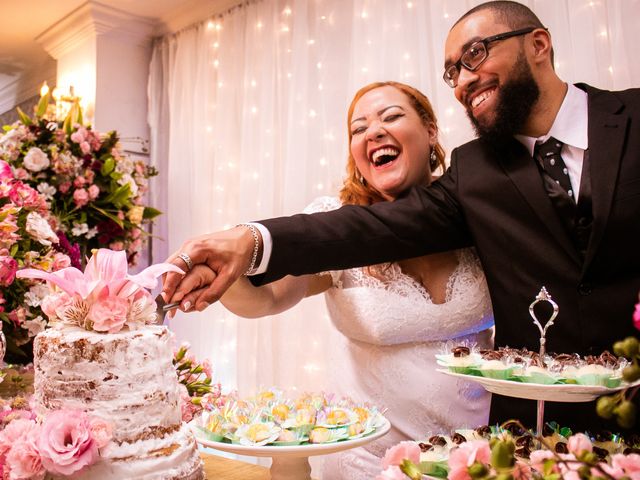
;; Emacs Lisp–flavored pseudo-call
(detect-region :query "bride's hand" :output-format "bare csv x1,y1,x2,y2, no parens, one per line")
166,265,217,316
162,226,261,311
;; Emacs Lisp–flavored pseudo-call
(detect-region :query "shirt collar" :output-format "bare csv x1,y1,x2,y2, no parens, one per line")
514,83,589,156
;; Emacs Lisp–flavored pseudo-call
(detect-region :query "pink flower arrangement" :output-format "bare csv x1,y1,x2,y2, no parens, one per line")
0,160,71,362
0,404,111,479
17,248,183,334
0,98,160,269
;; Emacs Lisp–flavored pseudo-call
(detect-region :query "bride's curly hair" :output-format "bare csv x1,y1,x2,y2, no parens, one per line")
339,81,446,206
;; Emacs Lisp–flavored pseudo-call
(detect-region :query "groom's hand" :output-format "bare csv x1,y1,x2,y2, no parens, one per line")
162,226,262,311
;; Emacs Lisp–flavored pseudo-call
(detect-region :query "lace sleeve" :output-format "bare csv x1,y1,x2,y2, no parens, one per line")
302,197,343,287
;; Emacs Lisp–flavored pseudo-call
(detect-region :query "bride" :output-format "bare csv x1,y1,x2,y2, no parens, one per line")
171,81,493,479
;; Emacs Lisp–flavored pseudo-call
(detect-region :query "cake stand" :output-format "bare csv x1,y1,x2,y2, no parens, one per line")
192,417,390,480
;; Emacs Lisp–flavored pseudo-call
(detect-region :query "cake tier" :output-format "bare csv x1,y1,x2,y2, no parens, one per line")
34,325,181,443
34,325,204,480
48,423,204,480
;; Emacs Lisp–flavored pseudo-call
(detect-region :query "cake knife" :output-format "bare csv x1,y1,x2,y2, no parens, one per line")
154,294,180,324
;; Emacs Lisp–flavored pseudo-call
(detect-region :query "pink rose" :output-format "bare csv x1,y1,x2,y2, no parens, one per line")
381,441,421,470
80,142,91,155
448,440,491,480
567,432,592,456
73,188,89,207
73,176,86,188
89,293,129,333
7,308,26,326
633,302,640,331
52,252,71,270
37,410,99,476
87,184,99,200
89,418,113,449
0,161,12,181
5,429,45,480
58,182,71,194
0,419,37,458
0,250,18,286
70,127,87,144
13,168,29,181
376,466,407,480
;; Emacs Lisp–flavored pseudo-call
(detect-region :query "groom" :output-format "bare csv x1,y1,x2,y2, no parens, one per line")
164,1,640,431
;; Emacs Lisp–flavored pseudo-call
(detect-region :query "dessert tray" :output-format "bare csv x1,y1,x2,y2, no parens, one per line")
436,369,639,402
190,390,390,480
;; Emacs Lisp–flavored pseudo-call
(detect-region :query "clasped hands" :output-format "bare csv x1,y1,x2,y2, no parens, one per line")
161,226,260,315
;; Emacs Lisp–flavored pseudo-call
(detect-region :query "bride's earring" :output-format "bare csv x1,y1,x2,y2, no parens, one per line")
357,171,365,184
429,149,438,170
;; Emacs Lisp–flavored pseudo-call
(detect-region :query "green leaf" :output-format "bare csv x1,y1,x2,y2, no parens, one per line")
418,461,449,478
16,107,33,126
142,207,162,220
63,113,73,134
103,183,131,208
89,205,123,227
36,92,50,118
101,156,115,175
9,243,18,257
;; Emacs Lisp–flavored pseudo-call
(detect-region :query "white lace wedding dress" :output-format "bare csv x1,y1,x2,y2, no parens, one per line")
304,197,494,480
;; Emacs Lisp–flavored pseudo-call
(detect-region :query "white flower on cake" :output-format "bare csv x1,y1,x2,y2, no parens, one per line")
16,248,183,333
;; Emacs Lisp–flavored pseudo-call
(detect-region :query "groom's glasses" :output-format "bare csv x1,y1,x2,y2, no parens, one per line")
443,27,540,88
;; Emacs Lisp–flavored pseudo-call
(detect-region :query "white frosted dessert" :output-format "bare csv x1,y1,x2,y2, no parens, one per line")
34,325,204,480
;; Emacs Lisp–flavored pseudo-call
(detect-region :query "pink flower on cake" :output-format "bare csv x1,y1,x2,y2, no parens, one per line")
89,291,129,333
381,442,421,470
89,418,113,449
37,410,99,476
0,250,18,286
529,449,555,473
17,249,183,333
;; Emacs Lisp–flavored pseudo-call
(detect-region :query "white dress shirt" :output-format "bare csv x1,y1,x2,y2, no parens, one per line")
514,83,589,198
254,84,590,275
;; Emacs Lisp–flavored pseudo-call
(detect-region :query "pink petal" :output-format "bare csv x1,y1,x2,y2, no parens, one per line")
16,267,86,296
85,249,129,285
128,263,184,289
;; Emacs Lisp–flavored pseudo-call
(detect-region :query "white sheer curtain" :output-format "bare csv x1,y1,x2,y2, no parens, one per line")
148,0,640,412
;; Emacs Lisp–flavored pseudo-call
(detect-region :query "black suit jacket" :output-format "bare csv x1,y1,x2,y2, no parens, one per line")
254,84,640,432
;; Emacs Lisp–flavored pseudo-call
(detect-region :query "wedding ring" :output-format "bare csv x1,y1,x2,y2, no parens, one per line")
177,253,194,271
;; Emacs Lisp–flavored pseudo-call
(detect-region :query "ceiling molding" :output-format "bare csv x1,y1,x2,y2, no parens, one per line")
0,59,56,116
36,0,158,59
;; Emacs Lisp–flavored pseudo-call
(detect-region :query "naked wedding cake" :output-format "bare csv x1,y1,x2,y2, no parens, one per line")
18,249,205,480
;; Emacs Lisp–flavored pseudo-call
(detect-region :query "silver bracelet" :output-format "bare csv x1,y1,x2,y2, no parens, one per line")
237,223,260,275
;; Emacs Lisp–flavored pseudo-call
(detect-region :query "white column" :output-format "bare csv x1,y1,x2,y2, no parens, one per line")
36,0,157,150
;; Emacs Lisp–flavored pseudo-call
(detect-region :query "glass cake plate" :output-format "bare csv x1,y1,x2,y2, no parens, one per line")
437,368,640,402
191,417,390,480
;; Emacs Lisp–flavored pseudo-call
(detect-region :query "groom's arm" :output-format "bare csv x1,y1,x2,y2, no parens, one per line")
251,161,473,286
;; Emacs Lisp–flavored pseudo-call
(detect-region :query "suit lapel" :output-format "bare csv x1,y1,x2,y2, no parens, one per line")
580,84,629,270
496,140,581,265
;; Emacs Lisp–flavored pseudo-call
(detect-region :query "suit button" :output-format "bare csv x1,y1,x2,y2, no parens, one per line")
578,283,592,295
577,217,590,227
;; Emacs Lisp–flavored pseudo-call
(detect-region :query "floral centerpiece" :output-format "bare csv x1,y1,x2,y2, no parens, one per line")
0,90,160,269
0,160,71,363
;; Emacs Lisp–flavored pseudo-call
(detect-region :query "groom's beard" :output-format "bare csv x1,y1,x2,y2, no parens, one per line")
467,53,540,145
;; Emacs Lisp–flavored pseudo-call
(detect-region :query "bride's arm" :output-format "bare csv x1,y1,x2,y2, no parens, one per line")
220,273,332,318
172,264,332,318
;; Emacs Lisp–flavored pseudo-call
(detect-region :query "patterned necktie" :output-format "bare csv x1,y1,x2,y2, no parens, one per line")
534,137,575,202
